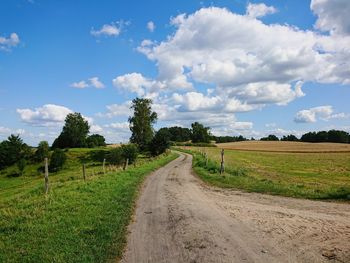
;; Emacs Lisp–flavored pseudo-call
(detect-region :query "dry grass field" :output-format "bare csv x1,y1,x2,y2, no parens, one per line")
217,140,350,153
180,142,350,199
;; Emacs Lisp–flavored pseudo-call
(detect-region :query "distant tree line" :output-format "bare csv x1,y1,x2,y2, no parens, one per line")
260,130,349,143
211,135,247,143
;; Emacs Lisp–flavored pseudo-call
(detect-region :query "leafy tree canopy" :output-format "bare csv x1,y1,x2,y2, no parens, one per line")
128,98,157,151
52,113,90,148
191,122,211,143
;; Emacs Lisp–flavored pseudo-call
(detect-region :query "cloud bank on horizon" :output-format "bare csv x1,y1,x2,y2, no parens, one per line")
1,0,349,145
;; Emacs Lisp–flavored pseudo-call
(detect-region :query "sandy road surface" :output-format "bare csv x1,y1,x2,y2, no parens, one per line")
121,153,350,263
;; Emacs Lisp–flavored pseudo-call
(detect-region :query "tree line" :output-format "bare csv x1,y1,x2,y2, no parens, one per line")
260,130,350,143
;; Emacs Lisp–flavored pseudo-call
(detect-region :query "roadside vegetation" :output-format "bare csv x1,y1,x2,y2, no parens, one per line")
0,149,178,262
178,146,350,200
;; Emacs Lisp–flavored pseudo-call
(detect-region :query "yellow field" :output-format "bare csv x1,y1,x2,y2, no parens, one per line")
182,145,350,199
216,141,350,153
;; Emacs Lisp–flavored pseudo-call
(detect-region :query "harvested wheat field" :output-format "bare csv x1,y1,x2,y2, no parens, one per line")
217,141,350,153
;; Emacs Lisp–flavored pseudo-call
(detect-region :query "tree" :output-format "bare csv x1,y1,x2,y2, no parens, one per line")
0,135,32,169
49,149,67,172
35,141,50,161
52,113,90,148
191,122,211,143
128,98,157,151
150,128,171,156
328,130,349,143
281,134,299,141
168,126,192,142
261,135,279,141
86,134,106,148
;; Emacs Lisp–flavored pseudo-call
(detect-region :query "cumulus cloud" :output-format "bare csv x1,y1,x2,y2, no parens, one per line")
17,104,73,127
133,6,350,103
91,21,128,37
311,0,350,36
0,33,20,51
147,21,155,32
112,72,166,98
109,6,350,136
246,2,277,18
294,106,349,123
70,77,104,89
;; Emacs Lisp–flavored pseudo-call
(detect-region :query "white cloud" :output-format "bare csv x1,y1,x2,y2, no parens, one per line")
98,101,132,118
90,124,103,133
70,80,89,89
0,126,11,135
70,77,105,89
246,3,277,18
311,0,350,36
17,104,73,127
91,21,126,37
0,33,20,51
89,77,105,88
134,7,350,108
147,21,155,32
105,121,129,131
112,72,166,97
294,106,349,123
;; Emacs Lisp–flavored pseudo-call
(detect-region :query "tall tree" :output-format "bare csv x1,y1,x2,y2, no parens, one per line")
191,122,211,143
52,113,90,148
128,98,157,150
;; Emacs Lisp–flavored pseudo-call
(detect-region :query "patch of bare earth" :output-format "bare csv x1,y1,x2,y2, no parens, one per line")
121,153,350,263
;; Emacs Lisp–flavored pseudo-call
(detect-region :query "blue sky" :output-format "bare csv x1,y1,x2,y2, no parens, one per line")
0,0,349,145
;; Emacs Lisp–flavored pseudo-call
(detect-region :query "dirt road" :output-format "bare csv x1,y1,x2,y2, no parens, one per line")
121,153,350,263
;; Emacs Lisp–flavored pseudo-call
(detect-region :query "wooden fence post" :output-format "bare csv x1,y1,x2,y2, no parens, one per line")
124,158,129,170
44,158,49,194
220,149,225,175
103,158,106,175
205,153,208,166
83,164,86,181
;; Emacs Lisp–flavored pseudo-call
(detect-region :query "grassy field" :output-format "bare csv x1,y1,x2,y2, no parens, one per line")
0,148,178,263
217,140,350,152
179,142,350,200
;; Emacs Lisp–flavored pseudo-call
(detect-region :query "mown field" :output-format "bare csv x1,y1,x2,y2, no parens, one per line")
179,142,350,200
217,140,350,152
0,147,178,263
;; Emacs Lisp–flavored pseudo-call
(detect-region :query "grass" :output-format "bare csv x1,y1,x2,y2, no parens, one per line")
0,148,178,263
177,147,350,200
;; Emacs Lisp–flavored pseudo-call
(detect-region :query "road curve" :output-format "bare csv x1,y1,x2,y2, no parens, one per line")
121,153,350,263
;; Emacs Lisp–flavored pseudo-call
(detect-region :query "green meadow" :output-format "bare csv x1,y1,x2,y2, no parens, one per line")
0,148,178,262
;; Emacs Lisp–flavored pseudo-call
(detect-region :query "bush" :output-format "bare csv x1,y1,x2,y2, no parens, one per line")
121,144,138,164
89,149,109,162
35,141,50,162
17,159,26,176
49,149,67,172
86,134,106,148
106,148,123,165
150,128,171,156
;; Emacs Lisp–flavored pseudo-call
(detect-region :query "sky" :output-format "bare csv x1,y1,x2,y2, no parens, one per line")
0,0,349,146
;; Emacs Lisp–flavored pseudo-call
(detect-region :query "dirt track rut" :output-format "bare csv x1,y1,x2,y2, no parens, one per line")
121,153,350,263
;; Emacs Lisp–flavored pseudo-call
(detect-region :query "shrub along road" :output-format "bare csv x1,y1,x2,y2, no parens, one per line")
121,152,350,263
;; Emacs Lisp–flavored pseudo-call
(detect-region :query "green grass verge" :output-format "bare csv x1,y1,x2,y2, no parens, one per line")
175,147,350,200
0,151,178,263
